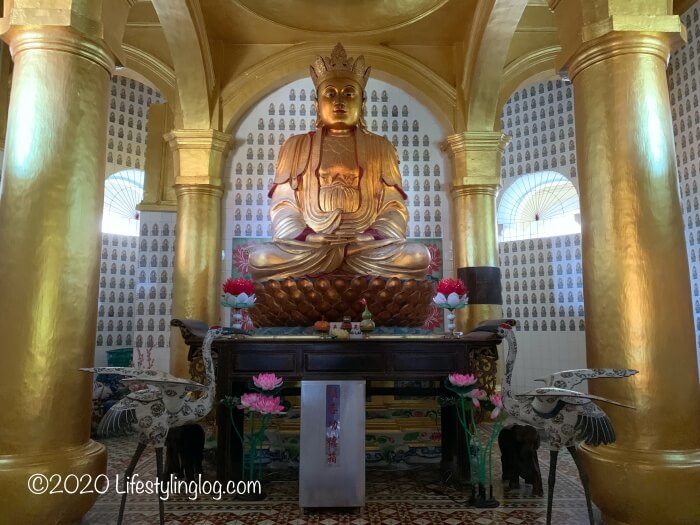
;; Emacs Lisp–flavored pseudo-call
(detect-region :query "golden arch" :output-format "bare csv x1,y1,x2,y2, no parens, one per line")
498,46,561,120
120,45,178,107
221,43,457,136
151,0,215,129
461,0,529,131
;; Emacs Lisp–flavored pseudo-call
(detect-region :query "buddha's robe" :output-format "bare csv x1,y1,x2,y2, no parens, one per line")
248,128,431,280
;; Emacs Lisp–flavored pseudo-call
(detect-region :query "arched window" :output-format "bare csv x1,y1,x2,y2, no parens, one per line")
497,171,580,241
102,170,143,236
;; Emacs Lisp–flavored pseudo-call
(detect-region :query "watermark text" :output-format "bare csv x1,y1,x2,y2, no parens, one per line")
27,473,260,501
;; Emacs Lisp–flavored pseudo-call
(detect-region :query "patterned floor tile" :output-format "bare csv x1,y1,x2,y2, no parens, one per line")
85,437,593,525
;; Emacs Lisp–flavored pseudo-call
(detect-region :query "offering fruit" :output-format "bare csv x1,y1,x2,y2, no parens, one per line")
314,316,330,334
330,328,350,340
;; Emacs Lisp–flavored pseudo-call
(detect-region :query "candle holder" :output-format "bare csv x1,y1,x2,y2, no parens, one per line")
221,300,255,332
435,304,467,338
222,278,256,333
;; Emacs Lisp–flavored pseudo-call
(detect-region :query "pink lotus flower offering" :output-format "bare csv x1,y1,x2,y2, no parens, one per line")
237,375,286,414
490,393,503,419
443,370,504,499
255,395,285,415
238,392,264,410
448,373,478,387
221,372,287,483
466,388,486,407
253,372,283,391
238,392,285,414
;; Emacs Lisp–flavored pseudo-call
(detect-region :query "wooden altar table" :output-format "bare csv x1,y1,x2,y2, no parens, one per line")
172,319,502,482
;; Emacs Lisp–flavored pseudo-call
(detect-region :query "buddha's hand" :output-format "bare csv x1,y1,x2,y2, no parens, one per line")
306,233,352,245
307,232,375,245
354,232,375,243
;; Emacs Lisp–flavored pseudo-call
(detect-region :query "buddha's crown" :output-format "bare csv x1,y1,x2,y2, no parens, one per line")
310,43,371,89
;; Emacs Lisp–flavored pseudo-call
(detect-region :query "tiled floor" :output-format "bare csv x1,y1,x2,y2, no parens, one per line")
85,437,593,525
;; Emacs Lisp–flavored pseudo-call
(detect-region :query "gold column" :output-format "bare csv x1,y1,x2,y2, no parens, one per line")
445,132,510,332
166,129,232,377
549,2,700,524
0,29,114,524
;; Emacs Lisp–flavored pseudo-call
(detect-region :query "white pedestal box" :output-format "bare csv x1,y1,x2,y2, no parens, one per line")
299,380,366,509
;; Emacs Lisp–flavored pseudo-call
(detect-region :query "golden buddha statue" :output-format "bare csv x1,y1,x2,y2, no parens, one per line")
249,44,431,280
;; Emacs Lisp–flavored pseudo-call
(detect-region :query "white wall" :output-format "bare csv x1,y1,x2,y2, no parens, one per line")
132,211,176,372
498,80,587,388
94,233,138,367
509,331,587,395
95,76,167,371
105,75,163,176
670,0,700,372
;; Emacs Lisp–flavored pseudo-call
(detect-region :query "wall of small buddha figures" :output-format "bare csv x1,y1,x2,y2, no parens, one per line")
130,212,177,371
105,75,163,177
497,80,587,393
94,233,138,366
500,81,578,185
95,213,176,371
670,0,700,368
95,75,169,368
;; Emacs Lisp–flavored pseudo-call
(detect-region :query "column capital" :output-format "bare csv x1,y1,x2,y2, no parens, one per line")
3,27,115,74
451,184,499,198
0,1,135,70
165,129,233,188
443,131,510,157
443,131,509,188
173,184,224,199
548,0,686,81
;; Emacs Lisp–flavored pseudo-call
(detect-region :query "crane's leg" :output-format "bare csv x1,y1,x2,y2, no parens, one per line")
155,446,166,525
546,449,558,525
568,446,594,525
117,442,147,525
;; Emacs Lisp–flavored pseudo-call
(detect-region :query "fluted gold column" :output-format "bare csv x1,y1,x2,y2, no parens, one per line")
166,130,232,377
0,29,114,524
445,132,509,332
549,2,700,524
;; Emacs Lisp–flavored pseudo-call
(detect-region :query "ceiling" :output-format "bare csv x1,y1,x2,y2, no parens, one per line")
125,0,695,72
199,0,478,45
223,0,448,36
121,0,695,130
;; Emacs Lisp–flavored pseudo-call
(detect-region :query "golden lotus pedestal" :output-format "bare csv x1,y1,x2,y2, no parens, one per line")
249,276,436,327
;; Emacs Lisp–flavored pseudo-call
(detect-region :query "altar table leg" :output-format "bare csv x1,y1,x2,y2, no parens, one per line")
218,380,245,481
440,403,469,482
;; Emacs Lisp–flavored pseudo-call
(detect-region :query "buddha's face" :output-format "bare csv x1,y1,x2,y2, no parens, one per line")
317,77,363,131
